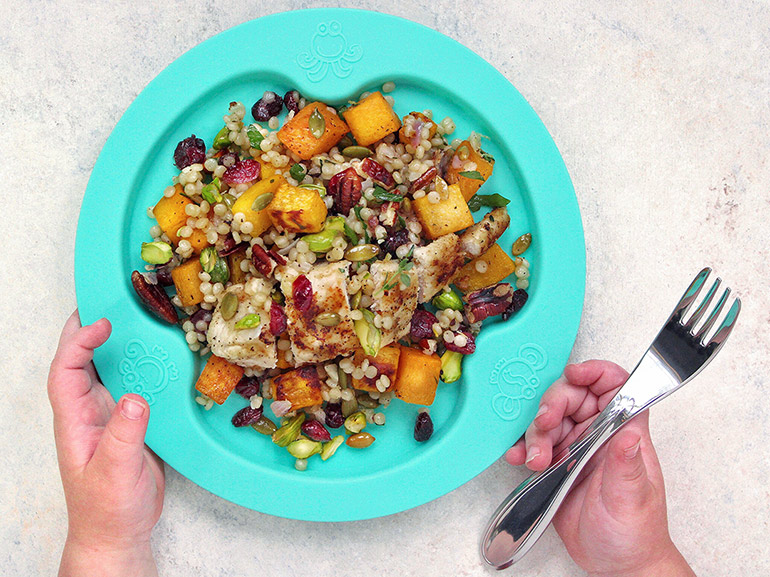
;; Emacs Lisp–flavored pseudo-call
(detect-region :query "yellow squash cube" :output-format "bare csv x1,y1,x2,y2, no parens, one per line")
267,182,327,233
350,345,401,392
277,102,349,160
171,258,204,307
195,355,244,405
446,140,495,201
153,184,193,245
412,183,475,239
343,92,402,147
452,243,516,293
231,174,286,236
394,345,442,406
271,366,323,411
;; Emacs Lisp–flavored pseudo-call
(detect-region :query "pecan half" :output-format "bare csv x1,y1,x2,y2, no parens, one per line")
251,244,283,277
465,283,514,324
131,270,178,324
361,158,395,188
409,166,437,192
327,167,362,215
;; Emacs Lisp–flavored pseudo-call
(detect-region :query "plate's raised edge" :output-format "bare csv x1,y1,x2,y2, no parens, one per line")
75,8,585,521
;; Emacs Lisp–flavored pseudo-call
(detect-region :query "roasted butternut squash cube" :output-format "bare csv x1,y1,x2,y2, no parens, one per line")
394,346,442,405
398,111,436,146
271,366,323,411
276,351,293,370
412,183,475,239
195,354,244,405
343,92,401,147
446,140,495,201
187,228,210,254
171,257,204,306
153,184,194,244
256,158,277,180
277,102,349,160
267,182,327,233
350,345,401,392
231,174,286,235
453,243,516,293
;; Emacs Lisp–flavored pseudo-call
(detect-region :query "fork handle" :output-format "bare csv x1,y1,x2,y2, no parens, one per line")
480,392,634,570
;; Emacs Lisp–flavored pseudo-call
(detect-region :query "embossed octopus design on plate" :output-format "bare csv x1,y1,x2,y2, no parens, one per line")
118,340,179,404
296,21,363,82
489,344,548,421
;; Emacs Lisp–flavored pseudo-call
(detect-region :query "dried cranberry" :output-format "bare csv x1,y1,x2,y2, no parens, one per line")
445,327,476,355
325,403,345,428
409,166,437,192
361,158,395,188
252,91,283,121
173,135,206,170
327,167,362,215
414,411,434,442
465,283,514,324
189,308,213,334
301,420,332,442
292,274,313,314
283,90,301,114
502,289,529,321
411,309,438,341
269,301,287,336
154,263,175,287
234,376,261,399
231,405,264,427
222,159,260,185
383,228,410,256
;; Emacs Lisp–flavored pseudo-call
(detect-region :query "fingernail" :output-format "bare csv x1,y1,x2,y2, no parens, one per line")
623,440,641,460
121,398,146,420
525,446,540,464
535,404,549,419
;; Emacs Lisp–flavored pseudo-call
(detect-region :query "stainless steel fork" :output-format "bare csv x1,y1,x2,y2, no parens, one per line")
480,267,741,570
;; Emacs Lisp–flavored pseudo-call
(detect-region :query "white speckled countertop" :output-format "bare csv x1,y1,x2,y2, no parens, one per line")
3,1,769,575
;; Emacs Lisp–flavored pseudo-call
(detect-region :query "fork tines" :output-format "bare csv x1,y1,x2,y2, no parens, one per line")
674,267,741,347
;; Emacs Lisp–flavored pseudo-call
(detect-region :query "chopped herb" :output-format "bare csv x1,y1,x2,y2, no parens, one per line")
371,185,404,202
343,222,359,245
397,215,407,229
400,272,411,287
459,170,484,181
246,124,264,148
289,163,307,181
376,246,415,295
480,150,495,163
353,206,370,243
467,193,511,212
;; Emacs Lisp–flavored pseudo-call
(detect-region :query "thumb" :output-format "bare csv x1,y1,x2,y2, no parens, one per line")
89,394,150,483
600,417,653,515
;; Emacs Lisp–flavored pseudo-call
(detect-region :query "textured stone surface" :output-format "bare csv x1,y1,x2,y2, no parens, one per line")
2,1,768,575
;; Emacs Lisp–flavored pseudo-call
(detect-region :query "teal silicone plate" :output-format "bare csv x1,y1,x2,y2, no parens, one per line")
75,9,585,521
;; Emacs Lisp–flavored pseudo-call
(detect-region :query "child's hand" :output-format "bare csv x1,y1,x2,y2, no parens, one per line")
48,311,164,577
505,360,695,577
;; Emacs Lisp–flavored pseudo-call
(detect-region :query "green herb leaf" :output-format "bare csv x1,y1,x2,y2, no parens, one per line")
353,206,370,243
400,272,411,287
459,170,485,181
247,125,264,148
289,163,307,182
467,193,510,212
234,313,261,330
343,222,359,245
371,185,404,202
479,150,495,163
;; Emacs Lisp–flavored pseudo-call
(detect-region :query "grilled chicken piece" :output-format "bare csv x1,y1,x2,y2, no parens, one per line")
458,207,510,260
368,260,419,346
281,262,359,365
207,283,277,369
412,233,466,302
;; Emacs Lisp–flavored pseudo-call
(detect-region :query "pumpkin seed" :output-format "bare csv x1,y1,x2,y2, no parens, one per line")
346,432,375,449
221,193,236,209
345,244,379,262
234,313,261,329
251,192,274,211
251,414,278,435
220,291,238,320
309,108,326,139
342,145,372,159
512,233,532,256
315,312,341,327
338,370,349,389
337,134,354,150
